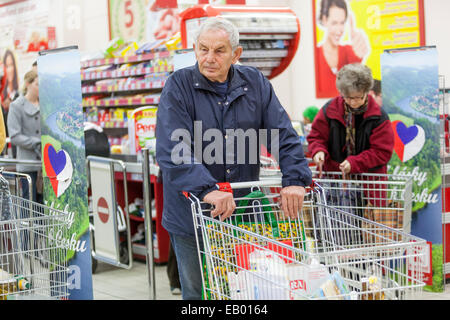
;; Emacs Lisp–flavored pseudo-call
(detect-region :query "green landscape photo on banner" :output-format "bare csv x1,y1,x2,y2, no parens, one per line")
381,47,443,292
38,48,93,300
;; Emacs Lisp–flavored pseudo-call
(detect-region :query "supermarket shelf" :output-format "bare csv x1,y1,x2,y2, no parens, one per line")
241,60,281,68
81,65,173,81
83,96,161,108
239,34,294,40
81,51,172,68
82,80,166,94
241,49,288,58
237,27,298,33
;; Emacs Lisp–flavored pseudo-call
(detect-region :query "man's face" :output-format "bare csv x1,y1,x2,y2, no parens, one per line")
194,28,242,83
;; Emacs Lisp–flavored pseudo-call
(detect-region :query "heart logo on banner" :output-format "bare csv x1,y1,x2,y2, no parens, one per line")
43,143,73,197
391,121,426,162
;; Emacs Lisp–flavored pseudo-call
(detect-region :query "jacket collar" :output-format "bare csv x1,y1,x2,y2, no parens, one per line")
16,95,40,116
326,94,381,124
192,63,247,93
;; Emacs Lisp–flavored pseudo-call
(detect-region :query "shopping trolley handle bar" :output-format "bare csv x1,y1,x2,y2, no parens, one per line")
184,179,319,201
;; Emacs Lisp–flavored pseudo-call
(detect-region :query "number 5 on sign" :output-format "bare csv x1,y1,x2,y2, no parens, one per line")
109,0,146,42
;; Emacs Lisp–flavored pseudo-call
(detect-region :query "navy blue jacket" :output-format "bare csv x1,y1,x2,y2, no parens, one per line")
156,63,312,237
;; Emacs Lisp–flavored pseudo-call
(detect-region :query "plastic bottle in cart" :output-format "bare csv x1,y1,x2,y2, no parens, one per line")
306,259,329,295
249,249,286,274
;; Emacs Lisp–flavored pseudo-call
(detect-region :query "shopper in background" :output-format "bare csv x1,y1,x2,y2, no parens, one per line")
166,243,181,295
156,17,312,300
369,79,382,107
8,70,42,203
307,63,394,177
302,105,319,137
316,0,369,96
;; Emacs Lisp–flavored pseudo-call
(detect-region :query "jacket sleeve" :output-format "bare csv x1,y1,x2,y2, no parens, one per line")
346,118,394,173
7,102,41,152
260,74,312,188
306,108,330,160
155,74,218,199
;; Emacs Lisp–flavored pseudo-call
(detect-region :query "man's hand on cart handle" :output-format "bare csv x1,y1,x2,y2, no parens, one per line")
313,151,325,178
203,190,236,222
280,186,306,219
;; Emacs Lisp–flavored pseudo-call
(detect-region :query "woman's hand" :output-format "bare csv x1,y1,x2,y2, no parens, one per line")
350,16,369,59
313,151,325,178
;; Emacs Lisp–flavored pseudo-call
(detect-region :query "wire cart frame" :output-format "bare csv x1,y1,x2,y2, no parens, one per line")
260,166,413,235
0,174,70,300
189,179,427,300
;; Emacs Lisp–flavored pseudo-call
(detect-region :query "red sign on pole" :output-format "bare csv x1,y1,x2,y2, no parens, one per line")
97,197,110,224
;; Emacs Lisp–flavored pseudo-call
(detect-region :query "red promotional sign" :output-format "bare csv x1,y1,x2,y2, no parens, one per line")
408,241,433,286
97,197,110,224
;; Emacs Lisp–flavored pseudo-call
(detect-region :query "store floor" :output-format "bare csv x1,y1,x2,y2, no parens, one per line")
91,259,450,300
92,260,181,300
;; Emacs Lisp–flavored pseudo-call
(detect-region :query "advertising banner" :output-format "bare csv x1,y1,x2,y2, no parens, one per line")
38,47,93,299
381,47,443,292
0,0,57,123
312,0,425,98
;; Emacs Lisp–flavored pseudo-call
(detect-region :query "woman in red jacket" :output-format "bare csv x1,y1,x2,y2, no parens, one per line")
308,63,394,176
308,63,394,208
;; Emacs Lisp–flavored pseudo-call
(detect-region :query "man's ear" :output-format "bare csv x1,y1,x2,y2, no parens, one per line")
193,43,199,60
232,46,243,64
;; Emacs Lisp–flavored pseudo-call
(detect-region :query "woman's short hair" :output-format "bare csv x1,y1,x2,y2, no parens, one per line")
336,63,374,96
194,17,240,50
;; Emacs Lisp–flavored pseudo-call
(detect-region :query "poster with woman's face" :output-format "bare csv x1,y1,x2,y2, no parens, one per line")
312,0,425,99
0,0,56,109
0,49,19,111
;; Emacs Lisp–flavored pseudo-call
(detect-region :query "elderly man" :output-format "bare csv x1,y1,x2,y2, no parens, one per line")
156,17,312,300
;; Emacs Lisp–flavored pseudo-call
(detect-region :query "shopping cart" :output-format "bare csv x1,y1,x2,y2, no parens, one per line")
189,179,427,300
0,172,70,300
308,171,413,235
260,166,413,235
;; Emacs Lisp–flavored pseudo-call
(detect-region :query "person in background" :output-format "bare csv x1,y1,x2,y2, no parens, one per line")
156,17,312,300
166,243,181,295
369,79,382,107
302,105,319,137
32,60,38,73
8,70,42,203
316,0,369,96
307,63,394,178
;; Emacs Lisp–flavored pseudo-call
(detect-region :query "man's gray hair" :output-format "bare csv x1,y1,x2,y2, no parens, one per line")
336,63,374,96
194,17,240,50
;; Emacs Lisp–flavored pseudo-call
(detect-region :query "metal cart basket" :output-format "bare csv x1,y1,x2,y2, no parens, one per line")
259,161,413,234
189,179,427,300
0,174,70,300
